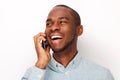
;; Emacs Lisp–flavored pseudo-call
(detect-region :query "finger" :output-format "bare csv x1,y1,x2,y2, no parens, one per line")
36,32,46,38
46,46,50,55
35,36,47,49
36,36,46,43
34,32,46,44
46,46,50,51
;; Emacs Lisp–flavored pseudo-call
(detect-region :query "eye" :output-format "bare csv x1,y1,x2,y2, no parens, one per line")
59,20,67,24
46,22,52,27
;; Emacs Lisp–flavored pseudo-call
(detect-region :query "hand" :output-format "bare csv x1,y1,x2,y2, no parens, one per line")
33,32,51,69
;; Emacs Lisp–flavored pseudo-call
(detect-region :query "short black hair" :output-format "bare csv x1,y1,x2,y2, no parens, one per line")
55,4,81,26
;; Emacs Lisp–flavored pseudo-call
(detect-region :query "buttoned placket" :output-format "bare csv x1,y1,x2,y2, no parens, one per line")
48,52,81,80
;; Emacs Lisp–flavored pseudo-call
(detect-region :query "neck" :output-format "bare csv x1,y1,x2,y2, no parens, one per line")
53,44,78,67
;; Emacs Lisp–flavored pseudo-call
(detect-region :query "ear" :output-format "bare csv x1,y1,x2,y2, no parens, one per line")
77,25,83,36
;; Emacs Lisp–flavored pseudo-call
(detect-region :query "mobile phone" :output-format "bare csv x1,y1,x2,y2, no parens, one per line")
42,40,49,49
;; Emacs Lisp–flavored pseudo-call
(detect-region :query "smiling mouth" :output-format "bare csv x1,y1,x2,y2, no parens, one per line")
51,36,62,40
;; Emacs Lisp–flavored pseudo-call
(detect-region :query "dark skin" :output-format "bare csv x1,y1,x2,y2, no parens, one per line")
34,6,83,69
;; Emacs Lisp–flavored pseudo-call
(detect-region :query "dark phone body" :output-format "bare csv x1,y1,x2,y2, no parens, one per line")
42,41,49,49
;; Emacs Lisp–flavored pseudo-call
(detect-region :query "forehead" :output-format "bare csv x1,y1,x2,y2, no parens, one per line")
47,7,73,20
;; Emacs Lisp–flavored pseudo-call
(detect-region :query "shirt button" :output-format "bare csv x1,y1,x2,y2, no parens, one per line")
37,75,42,79
56,64,58,67
65,72,68,75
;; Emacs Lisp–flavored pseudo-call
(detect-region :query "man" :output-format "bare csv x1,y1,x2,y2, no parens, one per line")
22,4,114,80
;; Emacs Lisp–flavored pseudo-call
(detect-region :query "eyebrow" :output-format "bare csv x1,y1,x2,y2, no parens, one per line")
46,16,69,22
46,18,52,22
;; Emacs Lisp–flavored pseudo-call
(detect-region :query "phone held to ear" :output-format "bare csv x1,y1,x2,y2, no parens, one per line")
42,40,49,49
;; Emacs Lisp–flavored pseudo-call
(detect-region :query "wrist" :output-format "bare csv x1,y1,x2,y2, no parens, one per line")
35,61,47,69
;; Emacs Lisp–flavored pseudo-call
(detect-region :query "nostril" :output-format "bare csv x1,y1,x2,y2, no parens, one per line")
51,26,60,32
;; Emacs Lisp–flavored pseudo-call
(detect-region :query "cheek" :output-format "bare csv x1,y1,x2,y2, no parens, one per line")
66,26,76,35
63,29,75,40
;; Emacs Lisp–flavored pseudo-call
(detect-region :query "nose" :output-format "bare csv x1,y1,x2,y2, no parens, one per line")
51,23,60,32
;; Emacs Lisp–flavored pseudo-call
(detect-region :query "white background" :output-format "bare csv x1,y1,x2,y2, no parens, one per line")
0,0,120,80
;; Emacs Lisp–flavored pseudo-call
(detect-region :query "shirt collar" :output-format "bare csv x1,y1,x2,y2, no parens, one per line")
48,51,81,73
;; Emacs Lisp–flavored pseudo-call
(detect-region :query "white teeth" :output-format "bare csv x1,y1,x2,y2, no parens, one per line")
51,36,62,39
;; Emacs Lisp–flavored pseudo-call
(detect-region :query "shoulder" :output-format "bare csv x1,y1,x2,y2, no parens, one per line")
79,57,114,79
80,57,107,71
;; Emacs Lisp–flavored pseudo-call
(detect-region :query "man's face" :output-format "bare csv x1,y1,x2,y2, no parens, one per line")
45,7,78,53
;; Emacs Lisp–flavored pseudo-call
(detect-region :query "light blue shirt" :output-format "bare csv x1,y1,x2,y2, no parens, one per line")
22,52,114,80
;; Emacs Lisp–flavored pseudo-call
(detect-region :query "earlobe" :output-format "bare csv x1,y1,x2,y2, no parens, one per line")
77,25,83,36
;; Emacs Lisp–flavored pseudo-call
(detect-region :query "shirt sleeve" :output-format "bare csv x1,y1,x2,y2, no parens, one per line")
21,66,46,80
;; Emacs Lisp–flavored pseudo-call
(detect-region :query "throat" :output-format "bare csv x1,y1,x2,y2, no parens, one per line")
53,50,78,67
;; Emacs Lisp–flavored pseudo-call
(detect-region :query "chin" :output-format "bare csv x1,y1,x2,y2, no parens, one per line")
52,46,66,53
52,48,61,53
